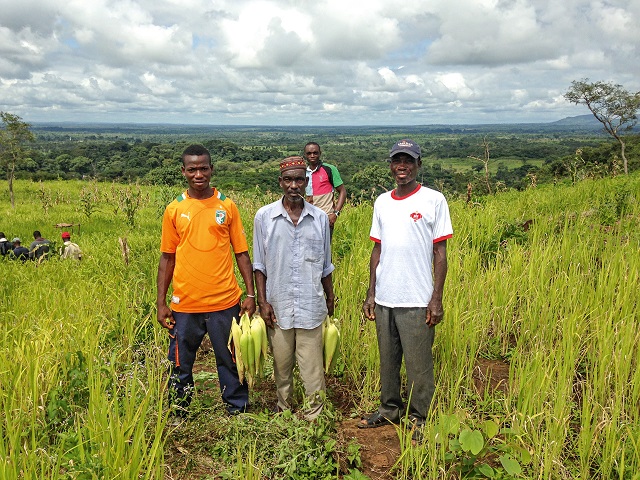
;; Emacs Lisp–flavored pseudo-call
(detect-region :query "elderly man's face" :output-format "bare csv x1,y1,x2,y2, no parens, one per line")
279,167,308,201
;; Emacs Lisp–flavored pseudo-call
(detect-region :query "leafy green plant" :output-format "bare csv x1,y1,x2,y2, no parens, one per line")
343,469,371,479
79,182,101,218
37,181,53,214
119,182,148,227
437,413,531,478
346,440,363,469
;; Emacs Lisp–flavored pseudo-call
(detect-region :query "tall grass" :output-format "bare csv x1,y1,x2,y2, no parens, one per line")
1,175,639,478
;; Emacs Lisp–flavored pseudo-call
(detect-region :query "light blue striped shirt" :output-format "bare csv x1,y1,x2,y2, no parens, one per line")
252,198,334,330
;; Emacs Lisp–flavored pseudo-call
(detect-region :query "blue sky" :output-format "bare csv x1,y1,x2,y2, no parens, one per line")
1,0,638,125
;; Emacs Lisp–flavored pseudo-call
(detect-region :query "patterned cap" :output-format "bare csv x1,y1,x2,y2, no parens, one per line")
280,156,306,173
389,139,421,159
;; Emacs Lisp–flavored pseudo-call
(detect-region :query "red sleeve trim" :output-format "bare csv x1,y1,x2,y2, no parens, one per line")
433,234,452,244
370,236,381,243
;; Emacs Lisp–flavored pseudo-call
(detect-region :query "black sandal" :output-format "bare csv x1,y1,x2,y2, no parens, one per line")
357,411,399,429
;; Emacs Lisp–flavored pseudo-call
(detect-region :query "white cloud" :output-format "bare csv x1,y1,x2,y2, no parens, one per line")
436,73,474,99
0,0,638,124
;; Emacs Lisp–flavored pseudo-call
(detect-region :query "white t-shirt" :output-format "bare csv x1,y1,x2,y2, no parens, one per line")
369,184,453,308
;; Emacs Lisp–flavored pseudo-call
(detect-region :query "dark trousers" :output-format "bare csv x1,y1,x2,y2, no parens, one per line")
167,305,248,414
375,305,435,424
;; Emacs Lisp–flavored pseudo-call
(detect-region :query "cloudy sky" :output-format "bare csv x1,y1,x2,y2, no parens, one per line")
1,0,638,125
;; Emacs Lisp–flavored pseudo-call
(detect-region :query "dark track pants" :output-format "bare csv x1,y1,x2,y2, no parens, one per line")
167,305,248,415
375,305,435,425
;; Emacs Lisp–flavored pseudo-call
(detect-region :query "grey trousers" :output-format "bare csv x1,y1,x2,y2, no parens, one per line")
375,305,435,424
269,323,326,420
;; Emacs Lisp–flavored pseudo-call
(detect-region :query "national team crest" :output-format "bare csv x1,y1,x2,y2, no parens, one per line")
410,211,423,222
215,210,227,225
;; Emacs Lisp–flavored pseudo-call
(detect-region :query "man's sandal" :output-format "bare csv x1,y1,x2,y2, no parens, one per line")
357,411,399,429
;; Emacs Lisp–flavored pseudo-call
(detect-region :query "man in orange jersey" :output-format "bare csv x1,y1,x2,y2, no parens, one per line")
157,144,256,418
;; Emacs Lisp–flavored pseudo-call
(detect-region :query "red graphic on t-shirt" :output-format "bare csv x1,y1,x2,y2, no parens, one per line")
410,211,422,222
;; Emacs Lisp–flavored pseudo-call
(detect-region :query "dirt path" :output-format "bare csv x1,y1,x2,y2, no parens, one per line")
338,419,400,479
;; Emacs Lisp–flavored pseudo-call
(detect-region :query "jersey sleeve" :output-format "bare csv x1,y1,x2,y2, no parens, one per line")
228,200,249,254
327,164,343,188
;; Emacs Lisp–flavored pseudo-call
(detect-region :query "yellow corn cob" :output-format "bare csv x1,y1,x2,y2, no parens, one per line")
228,317,245,384
323,316,341,374
252,313,269,359
239,312,255,386
250,318,263,376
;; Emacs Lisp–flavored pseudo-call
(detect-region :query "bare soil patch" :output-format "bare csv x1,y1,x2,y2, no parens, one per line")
472,358,510,395
337,419,400,480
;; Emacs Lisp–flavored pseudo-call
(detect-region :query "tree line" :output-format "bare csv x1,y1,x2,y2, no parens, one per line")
2,80,639,206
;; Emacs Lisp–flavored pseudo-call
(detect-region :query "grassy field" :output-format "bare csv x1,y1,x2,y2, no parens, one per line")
1,175,639,479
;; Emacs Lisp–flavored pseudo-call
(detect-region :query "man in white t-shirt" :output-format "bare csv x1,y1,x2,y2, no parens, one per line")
359,139,453,444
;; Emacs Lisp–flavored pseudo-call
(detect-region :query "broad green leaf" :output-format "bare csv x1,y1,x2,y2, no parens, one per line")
499,453,522,475
449,438,462,452
459,429,484,455
477,463,496,477
513,445,532,464
344,469,371,480
439,413,461,435
482,419,499,439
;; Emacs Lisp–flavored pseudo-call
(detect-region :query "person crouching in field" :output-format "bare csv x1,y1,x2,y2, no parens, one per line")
59,231,82,260
253,156,336,420
0,233,12,257
9,237,29,261
29,230,50,261
156,144,256,421
359,139,453,444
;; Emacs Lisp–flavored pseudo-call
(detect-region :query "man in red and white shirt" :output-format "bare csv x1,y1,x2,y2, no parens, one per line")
303,142,347,238
359,139,453,443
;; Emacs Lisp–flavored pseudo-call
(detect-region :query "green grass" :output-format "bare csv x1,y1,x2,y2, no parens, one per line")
1,174,639,478
427,156,546,173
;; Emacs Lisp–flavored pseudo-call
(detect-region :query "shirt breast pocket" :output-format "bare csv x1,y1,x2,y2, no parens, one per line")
304,239,323,263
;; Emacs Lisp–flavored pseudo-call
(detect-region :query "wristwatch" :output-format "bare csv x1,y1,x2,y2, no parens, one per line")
333,210,341,216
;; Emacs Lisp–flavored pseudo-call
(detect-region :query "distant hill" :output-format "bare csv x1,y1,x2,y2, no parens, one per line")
551,115,602,128
29,116,612,137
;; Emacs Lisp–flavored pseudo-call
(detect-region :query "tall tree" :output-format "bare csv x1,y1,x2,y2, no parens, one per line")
564,79,640,174
0,112,35,208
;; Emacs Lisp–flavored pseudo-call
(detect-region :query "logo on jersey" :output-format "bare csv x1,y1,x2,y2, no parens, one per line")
180,212,191,222
410,211,423,222
216,210,227,225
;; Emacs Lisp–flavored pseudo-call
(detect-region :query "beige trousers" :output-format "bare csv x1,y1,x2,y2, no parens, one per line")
269,323,325,420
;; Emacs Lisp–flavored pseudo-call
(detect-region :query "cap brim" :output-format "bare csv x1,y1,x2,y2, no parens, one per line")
389,148,420,159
